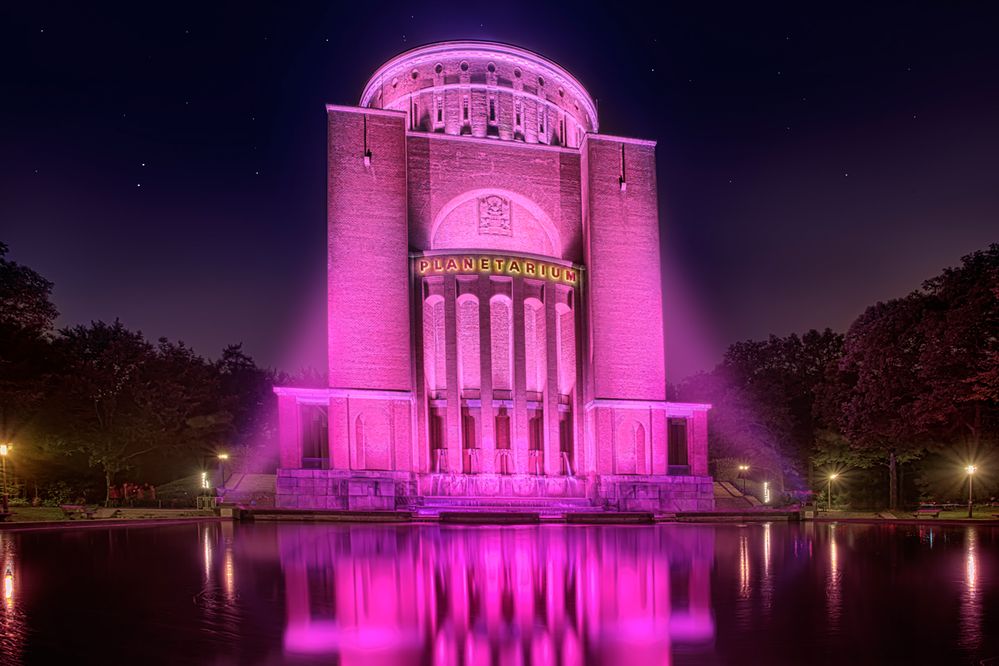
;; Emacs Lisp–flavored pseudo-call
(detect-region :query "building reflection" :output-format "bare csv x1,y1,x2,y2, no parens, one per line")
278,525,715,665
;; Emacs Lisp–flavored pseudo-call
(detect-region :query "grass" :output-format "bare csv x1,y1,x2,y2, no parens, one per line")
4,506,214,523
816,507,999,521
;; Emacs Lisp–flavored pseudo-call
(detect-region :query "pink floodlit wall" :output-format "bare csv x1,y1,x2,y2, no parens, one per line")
273,41,713,512
279,525,715,664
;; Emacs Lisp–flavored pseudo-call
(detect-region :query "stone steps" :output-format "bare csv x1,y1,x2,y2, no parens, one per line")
413,495,596,517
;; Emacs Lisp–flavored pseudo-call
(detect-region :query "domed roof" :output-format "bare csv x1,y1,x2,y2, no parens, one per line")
360,41,598,139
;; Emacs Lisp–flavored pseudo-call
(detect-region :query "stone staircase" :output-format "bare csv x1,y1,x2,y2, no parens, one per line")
713,480,758,510
220,473,276,508
412,495,596,518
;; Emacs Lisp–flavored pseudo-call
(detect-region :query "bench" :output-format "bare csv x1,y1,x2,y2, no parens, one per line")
59,504,97,520
913,507,941,518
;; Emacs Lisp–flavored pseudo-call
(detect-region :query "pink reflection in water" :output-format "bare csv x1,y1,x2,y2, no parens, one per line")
278,525,715,665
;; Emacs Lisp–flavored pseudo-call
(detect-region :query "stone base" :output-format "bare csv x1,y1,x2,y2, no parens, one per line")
595,475,715,512
418,473,589,499
276,469,417,511
276,469,714,513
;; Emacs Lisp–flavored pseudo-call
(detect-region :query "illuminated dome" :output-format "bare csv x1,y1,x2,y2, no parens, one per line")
360,41,598,148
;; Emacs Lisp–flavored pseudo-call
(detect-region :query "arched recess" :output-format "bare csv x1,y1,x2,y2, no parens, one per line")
635,423,648,474
456,294,480,393
429,188,562,258
422,295,446,395
616,419,649,475
524,297,546,394
490,295,513,392
353,415,365,470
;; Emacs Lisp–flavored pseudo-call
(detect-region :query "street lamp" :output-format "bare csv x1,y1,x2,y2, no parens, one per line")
738,464,750,495
828,473,839,513
0,444,11,514
966,465,977,519
217,453,229,492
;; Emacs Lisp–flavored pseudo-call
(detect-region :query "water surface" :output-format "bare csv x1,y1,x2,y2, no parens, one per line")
0,521,996,665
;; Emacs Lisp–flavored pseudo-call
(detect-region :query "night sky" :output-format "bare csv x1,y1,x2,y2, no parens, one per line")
3,2,997,380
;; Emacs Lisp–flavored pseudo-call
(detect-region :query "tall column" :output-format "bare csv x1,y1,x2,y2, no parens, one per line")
478,276,495,473
444,275,462,472
543,281,561,475
512,278,529,474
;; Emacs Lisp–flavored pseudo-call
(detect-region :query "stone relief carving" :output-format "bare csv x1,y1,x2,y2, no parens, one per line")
478,195,512,236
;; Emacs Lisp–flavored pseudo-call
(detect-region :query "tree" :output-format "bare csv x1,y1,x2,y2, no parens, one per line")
680,329,843,492
912,244,999,456
43,321,226,502
215,345,279,472
0,241,59,455
0,242,58,333
829,295,931,510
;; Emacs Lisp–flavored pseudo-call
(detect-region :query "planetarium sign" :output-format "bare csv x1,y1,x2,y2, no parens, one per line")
415,254,580,285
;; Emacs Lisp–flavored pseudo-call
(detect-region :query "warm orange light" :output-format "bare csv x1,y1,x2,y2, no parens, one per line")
4,570,13,602
829,473,839,480
0,444,9,457
218,453,230,461
966,465,977,475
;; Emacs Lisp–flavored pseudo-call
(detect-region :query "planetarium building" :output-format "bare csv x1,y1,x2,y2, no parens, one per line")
273,41,713,514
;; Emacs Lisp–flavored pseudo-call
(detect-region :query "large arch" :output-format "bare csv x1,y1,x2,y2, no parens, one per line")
430,188,562,258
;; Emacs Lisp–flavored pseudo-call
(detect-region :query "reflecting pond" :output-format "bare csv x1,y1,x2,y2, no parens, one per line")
0,521,997,665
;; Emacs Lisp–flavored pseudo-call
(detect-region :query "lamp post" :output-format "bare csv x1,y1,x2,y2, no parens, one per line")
738,464,750,495
0,444,9,514
966,465,977,519
827,473,839,513
217,453,229,491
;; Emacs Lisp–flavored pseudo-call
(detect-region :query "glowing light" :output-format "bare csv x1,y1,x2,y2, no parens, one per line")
416,253,579,285
738,534,750,598
966,465,977,475
201,471,210,490
0,445,9,457
4,569,12,604
826,525,841,628
218,453,230,461
829,473,839,480
763,481,771,504
738,464,749,472
959,528,982,652
224,546,235,601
